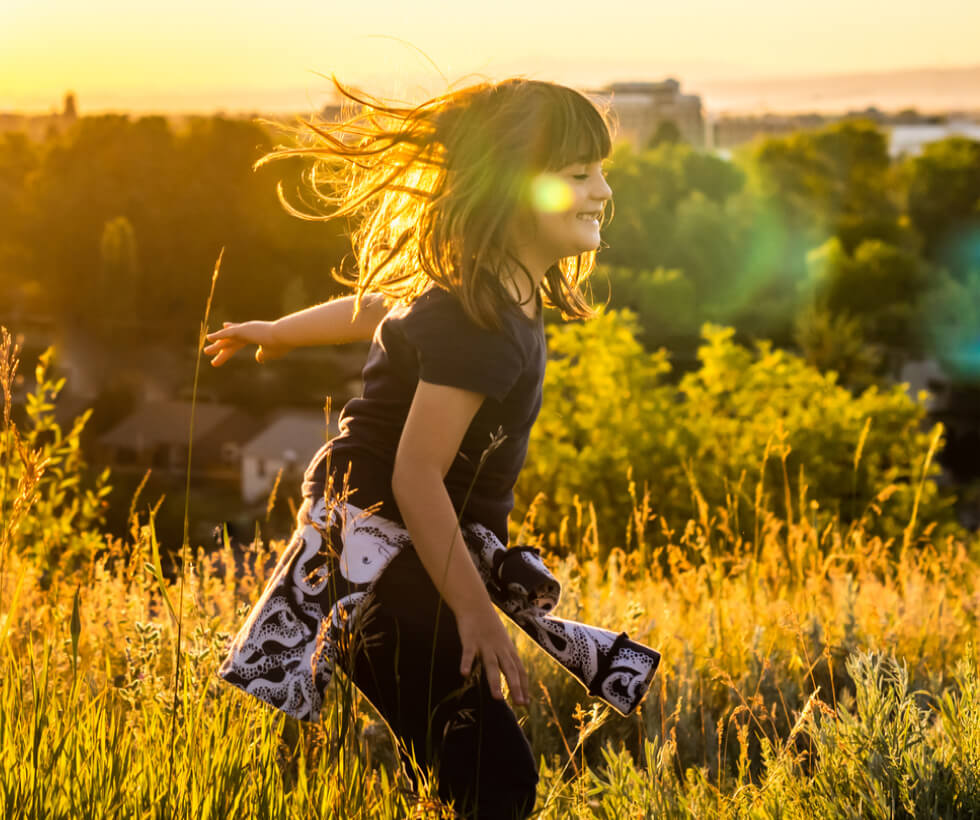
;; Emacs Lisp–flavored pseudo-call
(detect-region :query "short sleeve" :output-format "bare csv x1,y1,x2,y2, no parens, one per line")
398,290,526,402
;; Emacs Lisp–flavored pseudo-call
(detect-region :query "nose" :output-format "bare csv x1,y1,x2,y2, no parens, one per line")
592,173,612,203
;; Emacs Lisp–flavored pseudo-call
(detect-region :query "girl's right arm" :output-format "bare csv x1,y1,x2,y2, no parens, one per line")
204,294,388,366
392,378,529,706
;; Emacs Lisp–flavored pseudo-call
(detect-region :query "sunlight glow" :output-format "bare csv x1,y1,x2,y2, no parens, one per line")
530,175,574,214
2,0,979,113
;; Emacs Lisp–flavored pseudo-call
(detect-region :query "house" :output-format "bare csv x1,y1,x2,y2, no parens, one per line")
98,400,260,477
240,411,338,503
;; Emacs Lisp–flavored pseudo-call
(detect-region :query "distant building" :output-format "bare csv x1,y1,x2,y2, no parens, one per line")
0,92,79,140
591,79,705,148
98,401,260,476
713,113,829,151
240,411,337,503
712,108,980,156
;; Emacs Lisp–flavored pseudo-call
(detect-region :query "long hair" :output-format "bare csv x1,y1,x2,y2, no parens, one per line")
256,77,612,329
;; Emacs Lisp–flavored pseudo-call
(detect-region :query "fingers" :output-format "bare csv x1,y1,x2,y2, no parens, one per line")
460,644,475,678
512,654,530,706
466,644,528,705
501,650,529,706
456,610,529,706
205,322,236,342
203,337,242,367
483,655,504,700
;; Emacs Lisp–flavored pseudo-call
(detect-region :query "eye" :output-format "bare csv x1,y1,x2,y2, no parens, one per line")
569,162,606,181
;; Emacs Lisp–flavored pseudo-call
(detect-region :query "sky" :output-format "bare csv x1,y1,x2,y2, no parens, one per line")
3,0,979,114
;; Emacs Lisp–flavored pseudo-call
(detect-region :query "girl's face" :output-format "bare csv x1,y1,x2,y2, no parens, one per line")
518,159,612,263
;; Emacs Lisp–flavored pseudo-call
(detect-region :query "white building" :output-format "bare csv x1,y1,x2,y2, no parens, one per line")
887,121,980,158
241,411,338,504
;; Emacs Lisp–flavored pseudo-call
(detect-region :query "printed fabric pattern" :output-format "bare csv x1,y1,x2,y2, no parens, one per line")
217,497,661,721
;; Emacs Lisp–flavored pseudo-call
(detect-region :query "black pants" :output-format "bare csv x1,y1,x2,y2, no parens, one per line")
347,546,538,819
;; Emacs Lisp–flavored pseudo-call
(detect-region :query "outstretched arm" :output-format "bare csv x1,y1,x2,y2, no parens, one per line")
392,379,529,706
204,293,388,366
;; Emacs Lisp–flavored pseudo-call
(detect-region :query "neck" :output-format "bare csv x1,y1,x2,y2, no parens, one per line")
499,248,553,318
500,265,543,319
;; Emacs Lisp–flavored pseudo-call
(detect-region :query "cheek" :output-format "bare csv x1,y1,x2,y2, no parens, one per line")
535,211,576,239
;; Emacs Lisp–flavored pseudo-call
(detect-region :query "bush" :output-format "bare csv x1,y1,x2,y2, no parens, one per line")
1,331,111,578
516,312,955,551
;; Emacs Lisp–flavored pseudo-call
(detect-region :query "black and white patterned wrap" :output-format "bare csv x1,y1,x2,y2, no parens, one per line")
462,522,660,716
218,500,660,720
217,498,410,721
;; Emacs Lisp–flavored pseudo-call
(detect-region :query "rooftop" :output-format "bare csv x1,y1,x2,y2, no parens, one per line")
242,411,337,461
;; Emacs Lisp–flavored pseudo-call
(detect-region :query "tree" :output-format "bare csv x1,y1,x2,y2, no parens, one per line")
596,266,698,348
24,115,166,324
98,216,140,326
904,136,980,268
648,119,681,148
742,120,912,252
19,113,349,341
0,131,41,312
680,148,745,204
919,269,980,380
665,190,738,299
602,142,744,276
803,237,933,368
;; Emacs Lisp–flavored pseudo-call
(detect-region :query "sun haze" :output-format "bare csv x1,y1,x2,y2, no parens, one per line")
2,0,978,113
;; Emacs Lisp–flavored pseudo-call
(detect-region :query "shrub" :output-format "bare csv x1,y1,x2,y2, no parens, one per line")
1,331,111,578
516,312,955,552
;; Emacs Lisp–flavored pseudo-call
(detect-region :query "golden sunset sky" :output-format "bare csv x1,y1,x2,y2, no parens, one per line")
3,0,979,114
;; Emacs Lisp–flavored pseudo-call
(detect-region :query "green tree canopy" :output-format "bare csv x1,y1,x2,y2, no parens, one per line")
903,136,980,271
741,119,912,252
15,114,349,342
804,237,934,363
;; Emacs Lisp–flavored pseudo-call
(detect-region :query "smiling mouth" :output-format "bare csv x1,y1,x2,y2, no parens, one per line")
576,212,602,223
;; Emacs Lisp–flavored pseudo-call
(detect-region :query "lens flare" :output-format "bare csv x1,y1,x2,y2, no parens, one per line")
939,225,980,276
711,205,816,324
530,174,574,213
947,338,980,378
920,271,980,381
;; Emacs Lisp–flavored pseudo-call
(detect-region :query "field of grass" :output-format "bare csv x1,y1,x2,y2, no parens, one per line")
3,326,980,818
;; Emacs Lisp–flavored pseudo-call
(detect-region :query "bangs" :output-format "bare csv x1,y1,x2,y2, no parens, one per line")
537,86,612,171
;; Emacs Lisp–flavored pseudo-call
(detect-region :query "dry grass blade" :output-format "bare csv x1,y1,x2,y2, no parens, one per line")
167,247,224,802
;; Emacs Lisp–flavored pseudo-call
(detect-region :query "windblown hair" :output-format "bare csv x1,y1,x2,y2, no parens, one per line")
256,77,612,329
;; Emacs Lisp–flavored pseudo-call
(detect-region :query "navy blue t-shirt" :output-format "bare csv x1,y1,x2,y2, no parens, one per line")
303,286,546,544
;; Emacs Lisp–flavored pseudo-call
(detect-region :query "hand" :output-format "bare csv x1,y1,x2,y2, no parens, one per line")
456,604,529,706
203,321,291,366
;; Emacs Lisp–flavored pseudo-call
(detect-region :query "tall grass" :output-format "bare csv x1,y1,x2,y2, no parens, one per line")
2,317,980,817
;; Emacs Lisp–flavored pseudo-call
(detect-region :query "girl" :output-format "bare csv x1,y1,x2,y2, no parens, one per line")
206,78,642,819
